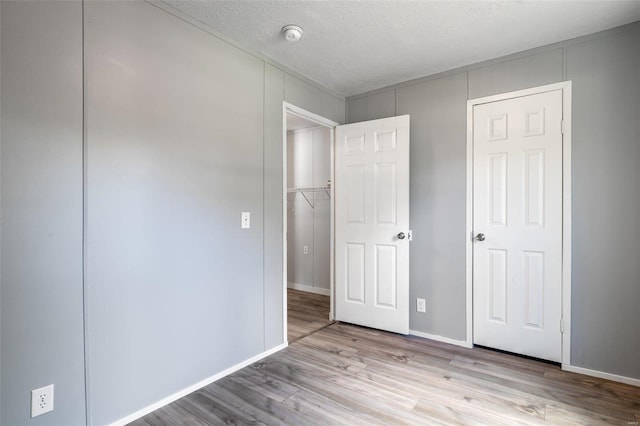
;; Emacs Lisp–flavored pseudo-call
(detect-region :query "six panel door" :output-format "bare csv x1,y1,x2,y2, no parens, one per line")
334,115,410,335
472,90,563,362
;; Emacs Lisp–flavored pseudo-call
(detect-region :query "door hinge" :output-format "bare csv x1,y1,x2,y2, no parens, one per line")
560,319,565,333
561,120,566,134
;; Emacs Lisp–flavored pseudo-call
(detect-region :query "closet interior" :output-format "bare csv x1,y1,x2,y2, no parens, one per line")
285,112,333,342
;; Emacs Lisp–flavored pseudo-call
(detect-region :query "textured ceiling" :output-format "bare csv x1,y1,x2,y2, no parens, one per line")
163,0,640,97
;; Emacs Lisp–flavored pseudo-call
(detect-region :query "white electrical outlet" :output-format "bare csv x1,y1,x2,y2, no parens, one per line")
241,212,250,229
303,245,309,255
31,384,54,418
416,298,426,313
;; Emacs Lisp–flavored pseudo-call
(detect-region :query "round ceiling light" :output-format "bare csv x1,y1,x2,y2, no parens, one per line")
282,25,304,42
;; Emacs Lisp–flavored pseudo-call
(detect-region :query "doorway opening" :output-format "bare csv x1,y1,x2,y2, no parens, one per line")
283,103,338,343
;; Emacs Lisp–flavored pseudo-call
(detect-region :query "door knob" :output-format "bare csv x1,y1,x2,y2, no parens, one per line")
476,233,486,241
397,232,406,240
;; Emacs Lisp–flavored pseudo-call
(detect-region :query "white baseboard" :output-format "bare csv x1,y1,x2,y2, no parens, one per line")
562,364,640,387
409,329,473,348
288,282,330,296
110,342,288,426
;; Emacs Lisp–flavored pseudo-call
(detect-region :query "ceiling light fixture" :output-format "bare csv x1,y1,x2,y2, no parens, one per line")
282,25,304,42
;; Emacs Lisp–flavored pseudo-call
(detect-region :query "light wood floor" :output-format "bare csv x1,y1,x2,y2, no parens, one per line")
132,322,640,425
287,288,332,343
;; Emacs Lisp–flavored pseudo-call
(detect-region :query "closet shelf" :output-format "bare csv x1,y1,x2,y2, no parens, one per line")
287,186,331,209
286,186,331,193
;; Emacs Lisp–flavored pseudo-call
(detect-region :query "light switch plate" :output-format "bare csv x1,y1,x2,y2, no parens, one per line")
241,212,250,229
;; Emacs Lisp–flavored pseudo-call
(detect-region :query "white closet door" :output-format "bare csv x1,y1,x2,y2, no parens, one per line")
473,90,563,362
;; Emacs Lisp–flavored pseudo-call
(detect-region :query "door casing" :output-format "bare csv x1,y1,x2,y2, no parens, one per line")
465,82,572,367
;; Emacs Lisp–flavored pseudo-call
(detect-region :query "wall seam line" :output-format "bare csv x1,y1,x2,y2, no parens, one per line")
395,89,398,116
281,70,285,345
0,0,3,421
81,0,91,424
262,61,266,352
466,71,469,100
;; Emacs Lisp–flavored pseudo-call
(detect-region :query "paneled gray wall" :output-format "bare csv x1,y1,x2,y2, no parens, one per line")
285,74,346,125
346,89,396,124
467,48,563,99
85,2,265,423
1,1,344,425
84,2,343,424
396,73,468,340
566,26,640,379
1,2,86,425
346,22,640,380
263,64,286,350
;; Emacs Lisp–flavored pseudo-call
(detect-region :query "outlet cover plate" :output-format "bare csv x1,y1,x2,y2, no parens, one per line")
31,384,54,417
416,298,426,313
241,211,250,229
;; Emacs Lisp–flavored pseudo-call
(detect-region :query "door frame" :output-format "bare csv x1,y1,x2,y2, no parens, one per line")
282,102,339,343
465,81,572,367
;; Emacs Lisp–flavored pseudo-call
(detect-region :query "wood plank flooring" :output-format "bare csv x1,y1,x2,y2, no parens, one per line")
287,288,332,343
131,322,640,425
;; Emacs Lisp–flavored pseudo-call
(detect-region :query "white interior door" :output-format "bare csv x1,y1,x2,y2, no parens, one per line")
335,115,410,334
473,90,563,362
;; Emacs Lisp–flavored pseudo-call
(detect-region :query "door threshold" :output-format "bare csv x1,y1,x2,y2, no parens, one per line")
288,321,336,344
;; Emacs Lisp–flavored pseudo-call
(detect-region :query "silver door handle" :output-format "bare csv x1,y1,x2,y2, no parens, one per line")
397,232,406,240
476,233,485,241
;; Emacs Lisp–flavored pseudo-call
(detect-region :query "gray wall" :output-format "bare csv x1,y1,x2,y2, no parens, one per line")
85,2,267,423
347,22,640,380
1,2,86,425
566,26,640,379
263,63,286,350
284,74,345,125
0,1,344,425
396,73,468,340
84,2,343,424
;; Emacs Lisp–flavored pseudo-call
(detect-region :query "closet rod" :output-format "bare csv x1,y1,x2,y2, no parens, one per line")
286,186,331,209
286,185,331,193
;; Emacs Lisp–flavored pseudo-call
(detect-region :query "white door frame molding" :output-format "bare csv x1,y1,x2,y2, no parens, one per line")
465,82,572,367
282,102,339,343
